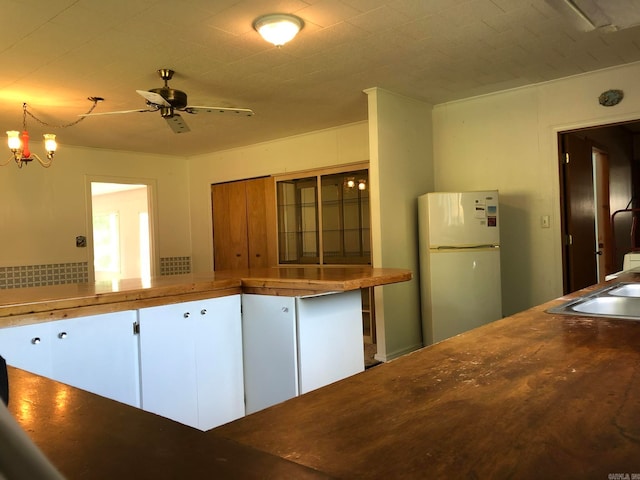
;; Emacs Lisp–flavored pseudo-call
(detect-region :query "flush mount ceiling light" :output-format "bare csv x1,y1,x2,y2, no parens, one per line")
253,14,304,47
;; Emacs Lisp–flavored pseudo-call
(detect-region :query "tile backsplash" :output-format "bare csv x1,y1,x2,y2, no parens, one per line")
0,262,89,289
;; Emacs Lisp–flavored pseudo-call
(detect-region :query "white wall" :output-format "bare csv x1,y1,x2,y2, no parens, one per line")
433,61,640,316
366,88,433,360
187,121,369,272
0,145,191,268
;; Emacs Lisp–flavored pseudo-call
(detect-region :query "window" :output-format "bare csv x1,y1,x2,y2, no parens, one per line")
93,212,120,274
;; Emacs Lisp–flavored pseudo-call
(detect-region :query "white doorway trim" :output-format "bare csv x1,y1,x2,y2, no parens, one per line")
85,175,159,283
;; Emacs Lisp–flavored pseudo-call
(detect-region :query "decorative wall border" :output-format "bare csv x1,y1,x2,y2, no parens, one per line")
159,256,192,276
0,257,192,289
0,262,89,289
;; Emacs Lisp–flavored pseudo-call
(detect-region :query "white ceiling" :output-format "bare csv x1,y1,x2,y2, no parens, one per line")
2,0,640,157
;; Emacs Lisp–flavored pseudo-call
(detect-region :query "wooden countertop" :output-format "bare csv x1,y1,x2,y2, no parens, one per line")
5,367,331,480
8,273,640,478
0,267,411,327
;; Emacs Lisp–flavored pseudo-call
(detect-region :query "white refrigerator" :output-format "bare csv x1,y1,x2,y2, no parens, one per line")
418,191,502,345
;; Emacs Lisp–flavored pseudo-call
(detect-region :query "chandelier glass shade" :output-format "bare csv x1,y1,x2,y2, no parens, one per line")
2,98,101,168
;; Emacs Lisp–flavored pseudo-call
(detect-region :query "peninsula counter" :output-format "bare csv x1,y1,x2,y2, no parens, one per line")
6,271,640,478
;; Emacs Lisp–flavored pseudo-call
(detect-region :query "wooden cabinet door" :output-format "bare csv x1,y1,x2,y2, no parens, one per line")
212,181,249,270
246,177,277,268
212,177,276,270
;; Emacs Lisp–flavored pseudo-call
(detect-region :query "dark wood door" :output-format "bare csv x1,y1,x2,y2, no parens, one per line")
212,181,248,270
561,133,597,293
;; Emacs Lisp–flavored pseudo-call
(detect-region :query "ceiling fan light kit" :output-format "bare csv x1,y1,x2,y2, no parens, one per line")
253,14,304,47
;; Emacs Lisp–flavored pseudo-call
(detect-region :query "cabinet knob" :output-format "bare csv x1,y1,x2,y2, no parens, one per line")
58,332,68,339
236,253,241,257
31,337,41,345
255,254,261,257
183,312,190,318
282,307,289,313
200,309,207,315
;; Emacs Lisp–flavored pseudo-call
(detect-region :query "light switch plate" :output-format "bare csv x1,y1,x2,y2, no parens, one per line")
541,215,550,228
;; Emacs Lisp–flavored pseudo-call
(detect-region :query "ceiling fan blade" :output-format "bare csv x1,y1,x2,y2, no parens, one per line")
79,108,155,117
136,89,171,107
164,113,190,134
183,106,254,116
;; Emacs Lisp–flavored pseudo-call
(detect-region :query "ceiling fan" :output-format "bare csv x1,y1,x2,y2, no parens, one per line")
82,69,254,133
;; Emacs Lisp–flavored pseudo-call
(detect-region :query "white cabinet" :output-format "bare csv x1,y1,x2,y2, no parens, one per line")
0,322,53,379
0,311,140,407
138,295,244,431
49,312,140,407
242,295,298,415
242,290,364,414
296,290,365,394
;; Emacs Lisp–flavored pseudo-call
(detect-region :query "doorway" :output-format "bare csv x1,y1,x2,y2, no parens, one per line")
89,181,155,282
558,122,638,293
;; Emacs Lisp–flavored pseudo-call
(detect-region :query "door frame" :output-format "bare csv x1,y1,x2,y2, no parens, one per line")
85,175,159,283
555,118,638,292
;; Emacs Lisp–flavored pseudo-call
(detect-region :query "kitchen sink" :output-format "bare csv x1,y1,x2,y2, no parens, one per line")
608,283,640,297
547,283,640,320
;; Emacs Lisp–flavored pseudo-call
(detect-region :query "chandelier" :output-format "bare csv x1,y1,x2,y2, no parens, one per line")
3,98,102,168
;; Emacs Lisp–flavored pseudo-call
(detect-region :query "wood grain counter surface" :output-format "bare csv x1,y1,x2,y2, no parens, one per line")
216,272,640,478
0,267,411,327
8,272,640,478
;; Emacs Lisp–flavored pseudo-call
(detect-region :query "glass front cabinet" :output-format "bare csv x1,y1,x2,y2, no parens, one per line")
276,168,370,266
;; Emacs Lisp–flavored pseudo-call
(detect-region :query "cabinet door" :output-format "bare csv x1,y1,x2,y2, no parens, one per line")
242,294,298,414
50,311,140,407
246,177,277,268
212,181,249,270
0,323,53,379
195,295,244,430
297,290,364,394
138,302,199,428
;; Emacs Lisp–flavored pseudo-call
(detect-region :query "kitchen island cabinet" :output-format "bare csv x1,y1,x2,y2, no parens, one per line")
5,272,640,478
0,311,140,407
0,267,411,429
242,290,364,414
138,295,244,430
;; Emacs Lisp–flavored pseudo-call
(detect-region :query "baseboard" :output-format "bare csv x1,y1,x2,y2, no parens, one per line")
374,342,423,363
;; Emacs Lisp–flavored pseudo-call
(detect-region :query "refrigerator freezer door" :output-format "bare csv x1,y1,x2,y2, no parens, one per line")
422,191,499,247
423,248,502,343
